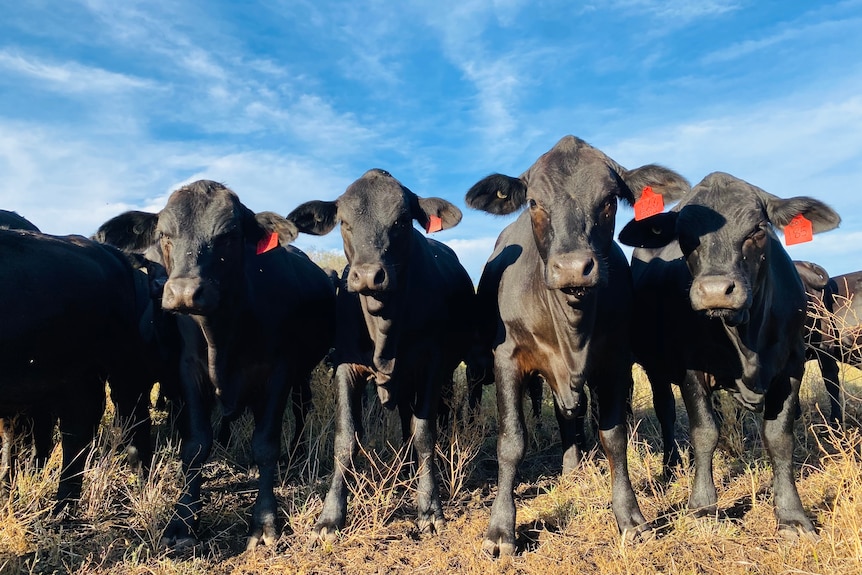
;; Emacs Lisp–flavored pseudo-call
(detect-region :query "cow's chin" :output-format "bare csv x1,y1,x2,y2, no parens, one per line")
361,292,390,316
705,307,749,326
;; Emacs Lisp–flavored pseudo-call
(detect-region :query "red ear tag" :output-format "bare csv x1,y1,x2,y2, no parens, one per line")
256,232,279,254
634,186,664,221
784,214,813,246
426,214,443,233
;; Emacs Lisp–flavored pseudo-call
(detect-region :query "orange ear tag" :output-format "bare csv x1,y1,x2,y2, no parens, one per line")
426,214,443,233
784,214,813,246
256,232,279,254
633,186,664,221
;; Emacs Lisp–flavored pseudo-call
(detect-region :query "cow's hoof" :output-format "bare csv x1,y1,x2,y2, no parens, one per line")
778,520,818,542
246,524,278,551
621,522,654,543
311,524,339,546
482,536,516,558
417,515,445,537
160,535,197,550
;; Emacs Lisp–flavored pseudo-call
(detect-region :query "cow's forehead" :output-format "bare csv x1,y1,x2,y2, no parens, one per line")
526,144,618,201
339,170,410,221
160,181,243,231
680,186,766,237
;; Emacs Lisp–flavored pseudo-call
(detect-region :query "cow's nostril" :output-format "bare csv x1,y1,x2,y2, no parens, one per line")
373,268,387,288
582,258,595,276
725,282,735,295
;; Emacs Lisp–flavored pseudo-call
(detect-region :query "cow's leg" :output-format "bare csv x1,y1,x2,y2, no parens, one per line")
161,365,213,548
763,375,815,535
680,370,719,515
816,349,842,426
412,368,445,535
246,368,291,550
528,375,544,420
594,373,651,539
31,411,56,468
483,355,525,557
55,381,104,512
0,419,11,486
313,364,365,543
287,374,312,462
554,391,585,474
650,374,680,475
108,373,153,471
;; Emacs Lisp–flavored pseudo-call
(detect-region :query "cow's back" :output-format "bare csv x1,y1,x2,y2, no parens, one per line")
0,231,141,411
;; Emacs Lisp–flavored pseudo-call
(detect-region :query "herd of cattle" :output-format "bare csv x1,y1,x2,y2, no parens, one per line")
1,135,859,556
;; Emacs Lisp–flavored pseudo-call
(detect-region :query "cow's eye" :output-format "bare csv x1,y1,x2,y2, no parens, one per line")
341,221,352,233
749,227,767,247
528,198,537,209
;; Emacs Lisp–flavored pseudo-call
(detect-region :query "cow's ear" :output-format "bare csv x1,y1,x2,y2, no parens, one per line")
794,261,829,291
414,196,462,233
94,210,159,252
617,164,691,206
254,211,299,245
286,200,339,236
618,212,679,248
465,173,527,215
764,195,841,234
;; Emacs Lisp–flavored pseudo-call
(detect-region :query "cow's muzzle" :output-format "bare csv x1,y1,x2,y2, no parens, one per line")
162,277,219,314
691,275,748,313
545,251,600,291
347,263,394,294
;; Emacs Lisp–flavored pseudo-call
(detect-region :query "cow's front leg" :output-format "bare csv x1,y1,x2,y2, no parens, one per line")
680,370,718,515
650,373,681,474
594,374,651,540
554,390,586,475
312,364,365,543
412,368,444,535
412,414,444,535
816,349,842,426
54,381,104,512
483,357,526,557
763,375,815,536
246,368,290,550
161,369,213,548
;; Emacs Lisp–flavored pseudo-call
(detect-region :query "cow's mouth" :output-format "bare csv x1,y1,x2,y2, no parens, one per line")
361,291,390,316
705,307,749,326
560,286,592,305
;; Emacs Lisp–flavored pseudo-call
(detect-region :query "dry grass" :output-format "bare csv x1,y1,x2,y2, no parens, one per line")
2,354,862,574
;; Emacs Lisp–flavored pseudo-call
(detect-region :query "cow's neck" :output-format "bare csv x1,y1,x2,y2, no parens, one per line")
360,290,405,408
189,286,244,410
721,268,773,407
544,285,595,386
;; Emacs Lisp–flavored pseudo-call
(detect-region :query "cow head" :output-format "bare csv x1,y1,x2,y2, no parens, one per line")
97,180,298,315
620,172,841,324
466,135,690,301
287,169,461,313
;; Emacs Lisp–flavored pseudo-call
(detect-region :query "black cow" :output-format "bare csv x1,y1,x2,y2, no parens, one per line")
0,211,52,482
465,135,690,556
794,261,842,425
619,172,840,536
0,210,40,232
795,261,862,425
0,228,154,508
96,180,335,550
824,270,862,364
287,168,475,541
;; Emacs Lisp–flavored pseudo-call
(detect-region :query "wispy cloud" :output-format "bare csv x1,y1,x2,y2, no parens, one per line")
0,50,155,93
602,0,740,22
702,17,862,64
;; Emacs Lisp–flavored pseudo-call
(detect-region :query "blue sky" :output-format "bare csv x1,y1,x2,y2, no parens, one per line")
2,0,861,282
